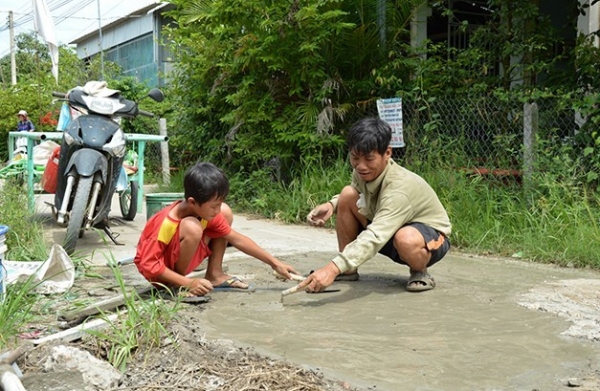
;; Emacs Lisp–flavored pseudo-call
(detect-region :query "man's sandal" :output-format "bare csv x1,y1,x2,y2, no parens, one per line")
406,271,436,292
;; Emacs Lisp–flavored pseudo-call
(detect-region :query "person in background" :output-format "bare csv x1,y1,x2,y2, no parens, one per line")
17,110,35,132
14,110,35,156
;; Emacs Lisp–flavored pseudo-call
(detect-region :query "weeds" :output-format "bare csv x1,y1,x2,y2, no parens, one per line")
0,178,48,261
85,257,182,371
0,276,39,349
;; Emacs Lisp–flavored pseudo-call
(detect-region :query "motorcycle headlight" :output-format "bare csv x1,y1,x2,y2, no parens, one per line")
102,129,126,158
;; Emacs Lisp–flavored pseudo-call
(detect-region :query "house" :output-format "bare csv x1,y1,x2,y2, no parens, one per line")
69,2,176,88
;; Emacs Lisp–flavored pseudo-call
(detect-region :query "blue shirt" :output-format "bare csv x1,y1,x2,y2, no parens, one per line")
17,119,35,132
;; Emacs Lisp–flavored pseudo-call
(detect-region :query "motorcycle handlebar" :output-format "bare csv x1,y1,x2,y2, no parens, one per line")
138,109,154,118
52,91,67,98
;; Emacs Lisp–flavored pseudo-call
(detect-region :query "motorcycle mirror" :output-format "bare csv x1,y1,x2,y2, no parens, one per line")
147,88,164,103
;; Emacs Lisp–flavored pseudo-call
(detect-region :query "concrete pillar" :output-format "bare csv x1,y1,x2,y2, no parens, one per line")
410,4,431,58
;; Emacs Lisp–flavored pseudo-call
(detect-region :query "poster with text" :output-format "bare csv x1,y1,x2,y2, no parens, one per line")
376,97,404,148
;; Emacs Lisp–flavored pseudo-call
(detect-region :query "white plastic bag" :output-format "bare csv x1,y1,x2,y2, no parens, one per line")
4,244,75,294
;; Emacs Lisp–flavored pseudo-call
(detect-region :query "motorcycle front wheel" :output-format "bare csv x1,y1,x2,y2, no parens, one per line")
119,180,138,221
64,176,93,255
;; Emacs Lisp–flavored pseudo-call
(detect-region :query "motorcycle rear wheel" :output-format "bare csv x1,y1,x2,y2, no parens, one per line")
64,176,93,255
119,180,138,221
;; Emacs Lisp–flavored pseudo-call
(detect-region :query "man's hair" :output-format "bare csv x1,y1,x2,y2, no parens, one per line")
347,117,391,156
183,162,230,204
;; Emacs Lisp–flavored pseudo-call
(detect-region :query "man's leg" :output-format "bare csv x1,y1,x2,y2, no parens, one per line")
335,186,368,278
392,224,448,291
204,203,248,288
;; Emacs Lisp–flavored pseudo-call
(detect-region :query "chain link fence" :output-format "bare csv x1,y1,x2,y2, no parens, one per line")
354,94,579,185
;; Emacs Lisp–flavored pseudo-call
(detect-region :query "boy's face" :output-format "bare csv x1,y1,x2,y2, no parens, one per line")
190,196,224,221
349,147,392,182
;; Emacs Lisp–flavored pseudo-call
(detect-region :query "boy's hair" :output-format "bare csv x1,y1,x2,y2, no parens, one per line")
183,162,230,204
347,117,391,156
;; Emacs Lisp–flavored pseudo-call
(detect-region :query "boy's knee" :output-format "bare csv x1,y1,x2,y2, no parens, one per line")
221,202,234,225
180,217,204,240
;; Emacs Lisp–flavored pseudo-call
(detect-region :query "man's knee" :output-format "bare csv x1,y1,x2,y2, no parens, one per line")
393,226,427,255
338,186,359,210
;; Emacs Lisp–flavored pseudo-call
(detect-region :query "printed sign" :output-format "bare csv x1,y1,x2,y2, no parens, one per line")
376,97,404,148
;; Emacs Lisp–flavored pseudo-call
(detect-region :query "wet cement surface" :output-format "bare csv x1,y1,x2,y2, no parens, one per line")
197,252,600,391
32,195,600,390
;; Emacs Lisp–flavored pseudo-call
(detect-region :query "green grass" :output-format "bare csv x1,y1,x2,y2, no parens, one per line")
222,158,600,268
0,178,48,261
85,257,182,371
0,276,39,349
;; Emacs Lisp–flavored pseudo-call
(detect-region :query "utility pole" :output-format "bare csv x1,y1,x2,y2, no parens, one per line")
97,0,104,80
9,10,16,85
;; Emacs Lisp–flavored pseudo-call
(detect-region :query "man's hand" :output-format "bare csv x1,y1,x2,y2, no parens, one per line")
187,278,213,296
297,262,340,293
307,202,334,227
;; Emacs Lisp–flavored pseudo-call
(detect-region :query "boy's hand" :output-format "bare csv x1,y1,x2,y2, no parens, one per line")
272,262,300,280
188,278,213,296
307,203,334,227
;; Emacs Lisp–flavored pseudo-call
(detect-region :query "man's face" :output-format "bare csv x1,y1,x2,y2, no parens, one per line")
349,147,392,182
191,196,223,221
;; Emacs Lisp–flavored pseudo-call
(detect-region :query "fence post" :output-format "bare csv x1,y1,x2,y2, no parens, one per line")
159,118,170,185
523,102,538,198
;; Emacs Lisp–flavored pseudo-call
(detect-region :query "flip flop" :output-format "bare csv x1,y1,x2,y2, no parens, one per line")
406,271,436,292
213,276,257,292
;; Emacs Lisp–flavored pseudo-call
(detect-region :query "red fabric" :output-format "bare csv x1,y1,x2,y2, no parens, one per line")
134,201,231,281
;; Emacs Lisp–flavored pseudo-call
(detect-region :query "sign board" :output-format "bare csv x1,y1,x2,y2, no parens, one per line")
376,97,404,148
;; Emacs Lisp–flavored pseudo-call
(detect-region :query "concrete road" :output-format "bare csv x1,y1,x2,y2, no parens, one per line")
34,193,600,391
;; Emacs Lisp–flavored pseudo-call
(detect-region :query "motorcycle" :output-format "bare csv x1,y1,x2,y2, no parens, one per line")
51,83,164,255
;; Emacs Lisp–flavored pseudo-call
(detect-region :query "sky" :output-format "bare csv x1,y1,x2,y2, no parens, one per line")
0,0,159,58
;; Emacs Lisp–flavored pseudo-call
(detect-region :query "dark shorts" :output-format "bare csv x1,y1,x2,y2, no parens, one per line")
378,222,450,267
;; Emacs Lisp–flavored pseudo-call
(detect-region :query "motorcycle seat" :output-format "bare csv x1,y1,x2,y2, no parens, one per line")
68,89,138,116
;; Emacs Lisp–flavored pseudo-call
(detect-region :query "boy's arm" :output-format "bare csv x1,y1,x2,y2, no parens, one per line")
225,229,299,278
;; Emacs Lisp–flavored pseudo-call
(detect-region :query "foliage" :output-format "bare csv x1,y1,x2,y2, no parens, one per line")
164,0,423,171
0,277,39,349
0,179,48,261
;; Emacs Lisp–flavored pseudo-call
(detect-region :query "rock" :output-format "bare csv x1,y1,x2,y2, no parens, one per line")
43,345,122,390
567,378,582,387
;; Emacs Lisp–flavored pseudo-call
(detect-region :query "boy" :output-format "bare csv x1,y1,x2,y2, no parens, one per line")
299,117,451,293
134,162,298,296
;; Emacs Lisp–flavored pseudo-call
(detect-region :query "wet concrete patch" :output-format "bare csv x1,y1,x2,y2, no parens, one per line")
197,252,600,391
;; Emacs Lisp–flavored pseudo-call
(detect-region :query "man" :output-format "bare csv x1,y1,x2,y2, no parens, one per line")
299,117,451,293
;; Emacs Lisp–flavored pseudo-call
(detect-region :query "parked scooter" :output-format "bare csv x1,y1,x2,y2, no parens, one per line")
51,82,164,255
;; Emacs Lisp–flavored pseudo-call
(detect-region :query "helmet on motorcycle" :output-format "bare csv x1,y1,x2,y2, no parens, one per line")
17,110,28,117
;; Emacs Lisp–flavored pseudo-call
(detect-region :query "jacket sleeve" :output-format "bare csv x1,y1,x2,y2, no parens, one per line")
332,190,413,273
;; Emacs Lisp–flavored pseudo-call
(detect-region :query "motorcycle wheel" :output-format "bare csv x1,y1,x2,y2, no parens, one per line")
119,180,138,221
64,176,93,255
